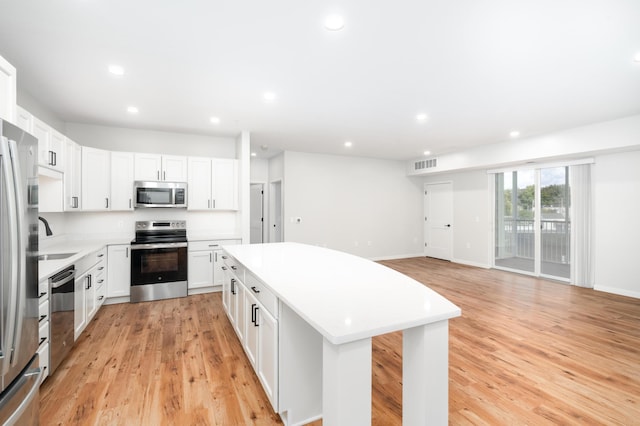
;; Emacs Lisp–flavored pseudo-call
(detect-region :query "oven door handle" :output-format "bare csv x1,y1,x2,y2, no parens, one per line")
130,242,188,250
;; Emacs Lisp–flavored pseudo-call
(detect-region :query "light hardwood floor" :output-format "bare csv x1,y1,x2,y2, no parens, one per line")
40,257,640,425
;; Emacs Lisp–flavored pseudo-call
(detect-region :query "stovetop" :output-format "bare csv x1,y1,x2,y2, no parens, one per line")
132,220,187,245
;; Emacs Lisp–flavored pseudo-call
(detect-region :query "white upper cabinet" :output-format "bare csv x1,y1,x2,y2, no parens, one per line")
64,139,82,210
110,151,134,210
81,147,110,211
187,157,213,210
162,155,187,182
134,153,187,182
212,158,238,210
33,116,64,172
0,54,16,123
16,106,33,132
188,157,238,211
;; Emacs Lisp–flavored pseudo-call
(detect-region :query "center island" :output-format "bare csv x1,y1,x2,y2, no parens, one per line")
221,242,461,426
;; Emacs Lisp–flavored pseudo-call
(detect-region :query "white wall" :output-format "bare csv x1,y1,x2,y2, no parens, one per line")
282,151,423,259
411,114,640,175
593,150,640,298
66,122,236,158
422,170,492,268
17,89,66,134
250,158,269,183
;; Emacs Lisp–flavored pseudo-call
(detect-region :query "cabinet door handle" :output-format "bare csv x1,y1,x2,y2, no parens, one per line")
231,279,236,295
48,150,54,166
157,170,160,180
231,266,237,271
72,196,79,208
53,151,57,166
208,244,219,248
212,199,216,209
98,279,104,284
105,197,109,208
126,247,129,257
251,303,257,324
39,291,47,298
209,253,212,263
208,199,211,209
221,255,228,260
39,315,47,322
39,337,46,346
221,266,227,271
163,171,166,180
98,295,104,301
98,266,104,271
214,252,218,262
251,286,260,294
253,305,260,327
98,253,104,258
129,198,132,209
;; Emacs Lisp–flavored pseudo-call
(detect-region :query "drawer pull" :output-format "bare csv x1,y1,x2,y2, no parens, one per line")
39,337,46,346
251,286,260,294
98,266,104,271
231,266,237,270
39,292,47,298
98,295,104,301
39,315,47,322
221,266,227,271
98,253,104,258
221,255,228,259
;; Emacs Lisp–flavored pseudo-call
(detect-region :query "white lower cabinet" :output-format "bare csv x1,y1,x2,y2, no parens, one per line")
37,278,50,383
188,250,214,289
188,239,240,292
257,303,278,408
107,244,131,299
222,253,279,412
74,247,107,340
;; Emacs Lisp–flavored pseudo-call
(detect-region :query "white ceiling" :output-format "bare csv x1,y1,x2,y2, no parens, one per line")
1,1,639,160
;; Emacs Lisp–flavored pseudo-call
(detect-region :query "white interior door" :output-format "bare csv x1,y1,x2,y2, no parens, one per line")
250,183,264,244
270,181,283,243
424,182,453,260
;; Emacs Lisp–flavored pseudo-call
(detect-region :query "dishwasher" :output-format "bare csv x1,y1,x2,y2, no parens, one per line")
49,265,76,375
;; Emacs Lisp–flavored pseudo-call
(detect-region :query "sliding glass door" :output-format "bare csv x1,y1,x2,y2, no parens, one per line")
495,167,570,280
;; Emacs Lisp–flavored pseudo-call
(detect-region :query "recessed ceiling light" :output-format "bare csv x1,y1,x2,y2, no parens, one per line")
509,130,520,138
108,64,124,76
251,152,257,157
127,106,139,114
210,116,221,124
344,141,353,148
416,113,428,122
423,150,431,156
263,92,277,102
324,14,345,31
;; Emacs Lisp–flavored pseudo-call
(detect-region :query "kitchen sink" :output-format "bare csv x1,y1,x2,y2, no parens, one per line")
37,253,76,261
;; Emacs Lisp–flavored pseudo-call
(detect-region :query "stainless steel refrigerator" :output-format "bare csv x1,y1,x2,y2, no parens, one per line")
0,119,41,425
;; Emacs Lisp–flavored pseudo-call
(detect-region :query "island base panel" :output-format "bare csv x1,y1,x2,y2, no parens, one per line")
322,337,372,425
403,320,449,425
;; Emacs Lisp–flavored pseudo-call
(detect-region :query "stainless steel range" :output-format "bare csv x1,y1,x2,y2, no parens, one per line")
130,220,188,303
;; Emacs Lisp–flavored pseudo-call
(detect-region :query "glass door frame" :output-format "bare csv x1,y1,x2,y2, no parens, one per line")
491,165,571,283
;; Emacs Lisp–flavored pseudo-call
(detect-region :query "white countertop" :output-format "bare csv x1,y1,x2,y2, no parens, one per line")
38,238,130,281
223,242,461,345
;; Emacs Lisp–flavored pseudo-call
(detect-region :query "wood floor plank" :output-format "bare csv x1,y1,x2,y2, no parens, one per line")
40,257,640,425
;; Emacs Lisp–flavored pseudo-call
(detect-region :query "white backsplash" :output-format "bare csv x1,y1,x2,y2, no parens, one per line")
38,209,240,248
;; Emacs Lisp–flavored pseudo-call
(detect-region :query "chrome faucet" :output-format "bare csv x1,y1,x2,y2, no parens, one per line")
38,216,53,236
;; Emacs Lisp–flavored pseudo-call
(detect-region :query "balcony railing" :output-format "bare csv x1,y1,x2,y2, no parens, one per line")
497,218,570,264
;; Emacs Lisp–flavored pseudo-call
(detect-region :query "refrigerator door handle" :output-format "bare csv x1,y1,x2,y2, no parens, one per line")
8,139,26,367
0,137,19,375
2,360,42,426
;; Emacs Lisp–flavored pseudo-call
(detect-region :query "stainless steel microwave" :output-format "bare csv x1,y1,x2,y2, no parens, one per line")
134,181,187,208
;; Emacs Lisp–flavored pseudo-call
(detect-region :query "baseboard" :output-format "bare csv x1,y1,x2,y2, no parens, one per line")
370,252,425,261
452,258,491,269
188,286,221,296
594,285,640,299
